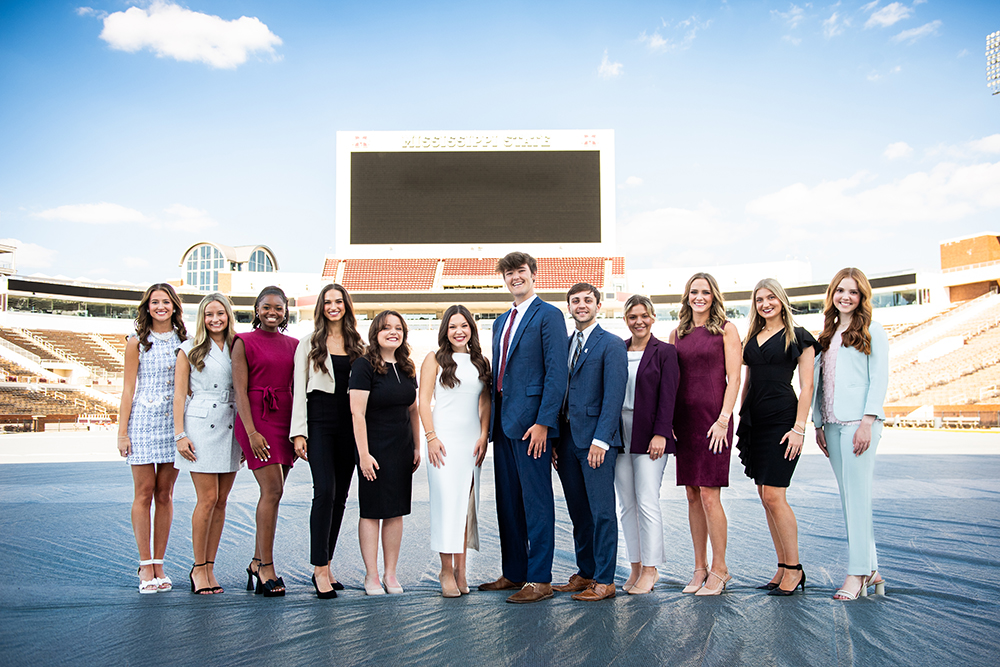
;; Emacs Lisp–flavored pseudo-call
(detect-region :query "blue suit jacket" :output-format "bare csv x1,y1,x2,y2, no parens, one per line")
564,324,628,449
812,322,889,426
491,297,568,441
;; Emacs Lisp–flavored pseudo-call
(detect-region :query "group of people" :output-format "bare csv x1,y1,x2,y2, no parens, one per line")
118,252,888,604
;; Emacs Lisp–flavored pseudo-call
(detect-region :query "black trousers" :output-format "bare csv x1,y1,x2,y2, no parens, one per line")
307,400,356,566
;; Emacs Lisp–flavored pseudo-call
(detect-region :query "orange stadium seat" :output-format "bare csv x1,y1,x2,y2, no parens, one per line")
340,259,438,291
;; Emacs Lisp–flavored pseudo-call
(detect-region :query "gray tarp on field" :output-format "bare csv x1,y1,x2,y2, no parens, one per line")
1,452,998,666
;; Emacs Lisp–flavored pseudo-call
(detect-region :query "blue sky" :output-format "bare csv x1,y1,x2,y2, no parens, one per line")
1,0,998,285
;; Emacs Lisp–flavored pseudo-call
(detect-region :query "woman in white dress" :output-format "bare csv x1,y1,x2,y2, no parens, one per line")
418,305,492,597
173,293,242,594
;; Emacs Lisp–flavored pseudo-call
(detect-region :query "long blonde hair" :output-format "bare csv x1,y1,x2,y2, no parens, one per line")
187,293,235,371
743,278,797,352
818,268,873,355
676,272,726,338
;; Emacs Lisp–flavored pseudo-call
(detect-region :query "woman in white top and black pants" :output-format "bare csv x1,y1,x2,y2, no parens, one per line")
291,284,365,598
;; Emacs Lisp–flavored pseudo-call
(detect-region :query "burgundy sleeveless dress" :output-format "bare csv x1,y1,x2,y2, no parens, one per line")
235,329,298,470
673,326,733,488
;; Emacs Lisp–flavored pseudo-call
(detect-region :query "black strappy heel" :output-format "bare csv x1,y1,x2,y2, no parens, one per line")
190,563,213,595
205,560,223,594
768,563,806,596
246,557,261,593
258,562,285,597
757,563,787,590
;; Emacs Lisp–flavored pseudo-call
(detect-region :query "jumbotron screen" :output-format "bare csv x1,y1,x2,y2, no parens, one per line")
350,151,601,244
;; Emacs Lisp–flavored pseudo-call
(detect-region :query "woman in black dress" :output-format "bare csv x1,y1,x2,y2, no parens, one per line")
291,284,365,598
350,310,421,595
736,278,819,596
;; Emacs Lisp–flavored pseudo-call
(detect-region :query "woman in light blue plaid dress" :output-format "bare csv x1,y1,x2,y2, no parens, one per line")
118,283,187,594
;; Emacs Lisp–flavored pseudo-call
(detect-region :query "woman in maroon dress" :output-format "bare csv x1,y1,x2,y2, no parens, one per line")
669,273,743,596
233,286,299,597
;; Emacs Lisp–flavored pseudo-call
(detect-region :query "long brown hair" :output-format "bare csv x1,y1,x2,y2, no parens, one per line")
364,310,416,377
135,282,187,351
435,305,492,390
677,272,726,338
308,284,364,374
743,278,797,352
187,293,235,371
818,268,873,355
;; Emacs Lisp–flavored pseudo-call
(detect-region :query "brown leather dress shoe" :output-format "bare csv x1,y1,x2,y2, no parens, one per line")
506,582,554,603
571,582,616,601
552,573,594,593
478,576,524,591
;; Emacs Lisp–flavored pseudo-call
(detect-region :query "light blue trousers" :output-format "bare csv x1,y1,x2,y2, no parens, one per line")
824,421,882,575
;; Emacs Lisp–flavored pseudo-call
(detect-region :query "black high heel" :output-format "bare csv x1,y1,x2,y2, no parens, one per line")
312,574,337,599
258,562,285,597
768,564,806,596
190,563,213,595
757,563,787,590
205,560,223,594
246,558,261,593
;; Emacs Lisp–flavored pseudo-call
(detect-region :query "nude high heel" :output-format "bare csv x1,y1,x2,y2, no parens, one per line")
865,571,886,596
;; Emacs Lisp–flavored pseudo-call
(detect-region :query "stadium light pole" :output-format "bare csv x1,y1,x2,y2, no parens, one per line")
988,31,1000,95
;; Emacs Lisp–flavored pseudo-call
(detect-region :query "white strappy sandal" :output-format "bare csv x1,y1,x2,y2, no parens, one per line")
151,558,172,592
138,559,158,594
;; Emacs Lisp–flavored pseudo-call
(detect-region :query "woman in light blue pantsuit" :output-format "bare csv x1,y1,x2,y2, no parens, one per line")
813,268,889,600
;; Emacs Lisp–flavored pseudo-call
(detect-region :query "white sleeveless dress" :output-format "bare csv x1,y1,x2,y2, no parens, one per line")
426,353,483,553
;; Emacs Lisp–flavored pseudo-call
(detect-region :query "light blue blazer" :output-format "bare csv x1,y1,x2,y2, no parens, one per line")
812,322,889,426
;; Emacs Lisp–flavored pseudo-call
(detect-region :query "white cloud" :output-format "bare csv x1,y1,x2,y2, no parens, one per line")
76,6,106,19
823,12,848,38
884,141,913,159
35,202,148,224
891,20,941,44
771,4,806,29
124,256,150,268
598,50,623,78
861,1,880,12
866,64,901,81
746,161,1000,227
160,204,218,232
968,135,1000,154
638,31,669,52
957,48,968,58
639,16,708,52
0,238,57,269
782,35,802,46
619,203,752,265
865,2,911,28
618,176,643,190
98,1,282,70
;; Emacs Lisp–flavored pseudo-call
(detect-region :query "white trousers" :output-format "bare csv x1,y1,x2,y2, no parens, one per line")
825,421,882,575
614,453,668,566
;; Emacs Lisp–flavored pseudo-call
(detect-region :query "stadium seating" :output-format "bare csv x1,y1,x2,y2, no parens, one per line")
0,385,109,416
29,330,123,374
0,327,60,361
340,259,438,291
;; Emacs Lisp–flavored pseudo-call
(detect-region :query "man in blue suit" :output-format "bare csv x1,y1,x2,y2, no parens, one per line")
552,282,627,601
479,252,568,603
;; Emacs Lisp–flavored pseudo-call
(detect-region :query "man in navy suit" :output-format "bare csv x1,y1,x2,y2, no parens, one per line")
552,282,627,601
478,252,568,603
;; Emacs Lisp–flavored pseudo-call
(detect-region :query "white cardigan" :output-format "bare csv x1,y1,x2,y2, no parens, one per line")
289,333,341,441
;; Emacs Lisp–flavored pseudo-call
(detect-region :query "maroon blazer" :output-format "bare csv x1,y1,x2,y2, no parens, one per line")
625,334,680,455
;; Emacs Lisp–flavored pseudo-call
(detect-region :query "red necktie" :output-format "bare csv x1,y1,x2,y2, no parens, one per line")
497,307,518,393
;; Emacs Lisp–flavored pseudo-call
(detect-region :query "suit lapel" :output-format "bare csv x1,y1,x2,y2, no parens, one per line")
636,335,658,378
571,325,602,377
506,298,540,359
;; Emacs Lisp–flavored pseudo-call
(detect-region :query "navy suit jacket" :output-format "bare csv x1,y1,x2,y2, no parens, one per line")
491,297,568,442
564,325,628,450
625,334,679,455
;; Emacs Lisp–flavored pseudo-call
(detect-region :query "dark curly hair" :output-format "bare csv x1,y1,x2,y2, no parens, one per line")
435,305,491,390
252,285,290,331
364,310,415,378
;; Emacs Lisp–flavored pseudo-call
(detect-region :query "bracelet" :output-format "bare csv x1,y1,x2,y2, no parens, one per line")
716,415,730,425
174,431,187,442
248,431,259,438
427,435,439,443
425,431,436,438
791,427,805,436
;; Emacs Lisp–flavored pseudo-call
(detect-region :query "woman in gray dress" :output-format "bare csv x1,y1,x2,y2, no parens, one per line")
173,294,242,594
